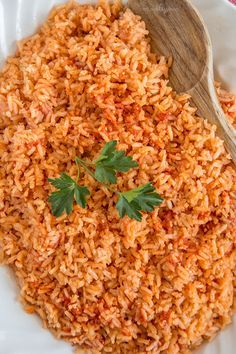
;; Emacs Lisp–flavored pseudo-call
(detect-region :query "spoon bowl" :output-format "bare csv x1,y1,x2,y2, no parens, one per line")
128,0,236,163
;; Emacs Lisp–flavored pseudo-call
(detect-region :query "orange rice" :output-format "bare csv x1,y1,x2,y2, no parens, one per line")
216,81,236,127
0,1,236,353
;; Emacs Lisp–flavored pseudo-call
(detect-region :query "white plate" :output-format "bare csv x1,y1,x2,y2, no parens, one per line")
0,1,235,354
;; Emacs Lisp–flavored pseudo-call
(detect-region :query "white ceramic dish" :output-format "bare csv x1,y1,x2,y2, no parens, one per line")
0,1,235,354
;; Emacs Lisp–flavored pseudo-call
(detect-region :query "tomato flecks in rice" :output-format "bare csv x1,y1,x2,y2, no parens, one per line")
156,112,171,121
159,309,172,323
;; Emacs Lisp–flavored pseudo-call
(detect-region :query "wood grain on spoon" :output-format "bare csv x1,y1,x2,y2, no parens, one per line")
128,0,236,164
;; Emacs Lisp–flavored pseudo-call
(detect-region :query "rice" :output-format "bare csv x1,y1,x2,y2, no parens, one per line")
216,81,236,127
0,1,236,353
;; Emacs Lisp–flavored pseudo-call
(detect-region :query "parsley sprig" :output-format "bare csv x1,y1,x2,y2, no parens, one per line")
48,141,163,221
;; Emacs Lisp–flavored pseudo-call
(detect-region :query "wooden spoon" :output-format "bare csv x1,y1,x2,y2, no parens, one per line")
127,0,236,163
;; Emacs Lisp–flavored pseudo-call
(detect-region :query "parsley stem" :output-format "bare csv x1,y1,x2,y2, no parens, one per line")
76,166,80,182
75,157,117,194
103,184,117,194
75,157,95,179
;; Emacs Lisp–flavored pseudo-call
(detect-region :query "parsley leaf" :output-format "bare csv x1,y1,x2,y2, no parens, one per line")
48,173,90,217
48,173,77,189
94,165,117,184
94,140,138,184
116,183,163,221
116,195,143,221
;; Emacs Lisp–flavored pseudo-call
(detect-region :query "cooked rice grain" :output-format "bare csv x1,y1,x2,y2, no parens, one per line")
216,81,236,127
0,1,236,354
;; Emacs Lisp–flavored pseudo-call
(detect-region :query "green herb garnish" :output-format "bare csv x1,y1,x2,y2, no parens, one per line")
48,141,163,221
94,140,138,184
48,173,90,217
117,183,163,222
